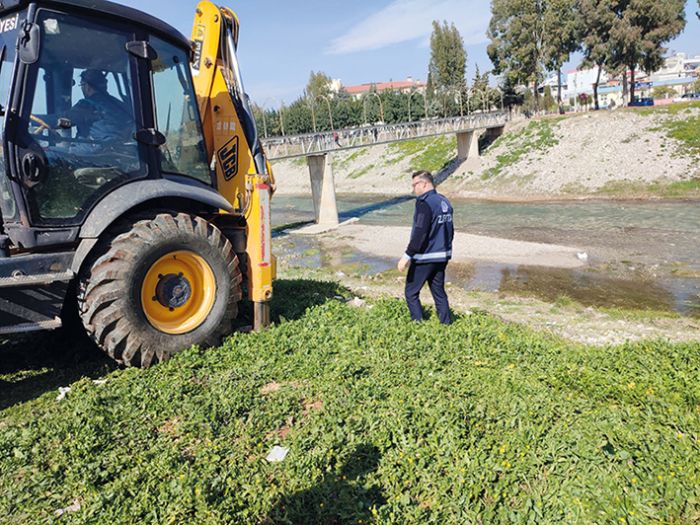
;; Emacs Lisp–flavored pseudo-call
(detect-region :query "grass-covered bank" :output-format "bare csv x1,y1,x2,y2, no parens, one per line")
1,279,699,524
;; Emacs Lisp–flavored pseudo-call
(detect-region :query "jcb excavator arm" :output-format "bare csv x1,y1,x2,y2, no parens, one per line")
191,1,276,329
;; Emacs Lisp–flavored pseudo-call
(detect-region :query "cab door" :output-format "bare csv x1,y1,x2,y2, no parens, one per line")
0,9,23,227
10,8,147,227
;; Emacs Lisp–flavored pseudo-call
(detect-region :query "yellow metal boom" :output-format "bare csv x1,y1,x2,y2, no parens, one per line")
191,1,276,329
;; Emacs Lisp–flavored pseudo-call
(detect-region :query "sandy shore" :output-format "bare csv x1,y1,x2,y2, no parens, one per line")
314,224,586,269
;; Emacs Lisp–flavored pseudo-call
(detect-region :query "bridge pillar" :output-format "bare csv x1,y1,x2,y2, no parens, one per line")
456,131,479,161
485,125,505,142
307,154,339,227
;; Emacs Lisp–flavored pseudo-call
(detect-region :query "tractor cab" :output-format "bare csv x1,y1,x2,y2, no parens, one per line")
0,0,213,251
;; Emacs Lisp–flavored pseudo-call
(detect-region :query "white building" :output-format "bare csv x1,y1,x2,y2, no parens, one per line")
651,52,700,82
560,53,699,108
564,67,608,99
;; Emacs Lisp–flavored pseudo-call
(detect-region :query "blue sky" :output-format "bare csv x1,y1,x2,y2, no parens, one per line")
117,0,700,107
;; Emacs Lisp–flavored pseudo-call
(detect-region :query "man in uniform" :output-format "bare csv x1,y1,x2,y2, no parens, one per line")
397,170,454,325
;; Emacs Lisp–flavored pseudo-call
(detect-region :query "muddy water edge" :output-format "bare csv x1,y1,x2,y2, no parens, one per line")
272,194,700,317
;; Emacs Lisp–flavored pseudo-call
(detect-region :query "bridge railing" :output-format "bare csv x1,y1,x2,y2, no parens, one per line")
262,110,510,160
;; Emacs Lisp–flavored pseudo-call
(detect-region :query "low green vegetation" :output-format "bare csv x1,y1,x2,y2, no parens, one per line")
596,178,700,199
335,148,369,172
631,102,700,158
482,119,563,180
388,136,456,173
1,281,699,524
285,156,308,168
629,101,700,117
348,164,373,180
658,115,700,156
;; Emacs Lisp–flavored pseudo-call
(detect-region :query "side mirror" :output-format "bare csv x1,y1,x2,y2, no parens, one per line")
19,22,40,64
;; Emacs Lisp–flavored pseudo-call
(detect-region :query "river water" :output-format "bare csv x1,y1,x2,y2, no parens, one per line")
272,194,700,316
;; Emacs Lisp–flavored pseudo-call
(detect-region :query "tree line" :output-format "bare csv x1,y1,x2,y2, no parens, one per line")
252,22,501,137
488,0,688,110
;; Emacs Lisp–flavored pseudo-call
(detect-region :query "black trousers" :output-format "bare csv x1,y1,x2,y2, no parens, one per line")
404,261,451,325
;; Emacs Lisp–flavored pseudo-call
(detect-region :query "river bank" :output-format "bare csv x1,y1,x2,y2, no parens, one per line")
270,104,700,200
272,194,700,337
278,264,700,346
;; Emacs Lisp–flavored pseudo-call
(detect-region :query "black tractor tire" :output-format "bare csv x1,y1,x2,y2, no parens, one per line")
77,213,242,367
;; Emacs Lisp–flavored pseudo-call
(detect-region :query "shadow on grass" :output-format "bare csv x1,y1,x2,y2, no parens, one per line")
0,278,347,411
270,279,350,323
265,444,386,525
0,328,115,411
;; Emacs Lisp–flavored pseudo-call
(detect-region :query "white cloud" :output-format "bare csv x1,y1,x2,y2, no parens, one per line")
327,0,491,55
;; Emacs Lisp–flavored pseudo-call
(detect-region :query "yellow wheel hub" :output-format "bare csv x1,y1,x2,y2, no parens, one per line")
140,250,216,335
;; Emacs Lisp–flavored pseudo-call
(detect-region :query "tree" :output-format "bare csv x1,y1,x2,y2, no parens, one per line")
577,92,591,110
428,21,467,91
652,86,676,99
500,76,523,110
608,1,686,104
472,65,489,92
543,0,582,107
303,71,335,131
304,71,333,101
580,0,618,110
471,65,490,111
428,20,467,115
543,86,556,111
488,0,546,108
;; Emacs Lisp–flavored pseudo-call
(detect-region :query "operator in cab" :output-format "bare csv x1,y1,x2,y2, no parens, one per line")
65,69,134,153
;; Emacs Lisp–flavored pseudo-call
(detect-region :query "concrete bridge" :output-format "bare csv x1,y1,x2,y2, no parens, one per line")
263,110,510,232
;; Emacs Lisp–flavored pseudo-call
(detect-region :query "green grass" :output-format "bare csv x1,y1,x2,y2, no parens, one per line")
629,101,700,117
482,119,562,180
1,281,699,524
596,178,700,198
388,136,456,173
335,148,369,172
348,164,374,180
659,116,700,156
628,102,700,157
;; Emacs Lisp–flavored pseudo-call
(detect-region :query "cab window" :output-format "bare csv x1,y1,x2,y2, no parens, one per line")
24,10,142,223
150,37,211,185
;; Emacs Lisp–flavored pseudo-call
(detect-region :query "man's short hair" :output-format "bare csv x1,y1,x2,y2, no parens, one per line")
412,170,434,186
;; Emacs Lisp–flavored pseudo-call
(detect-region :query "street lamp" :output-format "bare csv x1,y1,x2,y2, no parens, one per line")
480,89,489,112
370,92,384,123
278,101,286,136
306,96,317,133
316,94,334,131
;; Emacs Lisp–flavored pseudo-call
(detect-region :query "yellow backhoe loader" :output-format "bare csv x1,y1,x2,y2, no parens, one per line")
0,0,275,366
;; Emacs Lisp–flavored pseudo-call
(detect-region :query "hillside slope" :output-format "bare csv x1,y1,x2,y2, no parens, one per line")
271,104,700,200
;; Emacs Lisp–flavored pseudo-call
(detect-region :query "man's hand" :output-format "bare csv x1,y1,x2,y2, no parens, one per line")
397,255,411,272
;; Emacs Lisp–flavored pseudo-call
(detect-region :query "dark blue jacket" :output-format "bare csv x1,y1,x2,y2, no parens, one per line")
69,91,133,142
405,189,454,264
